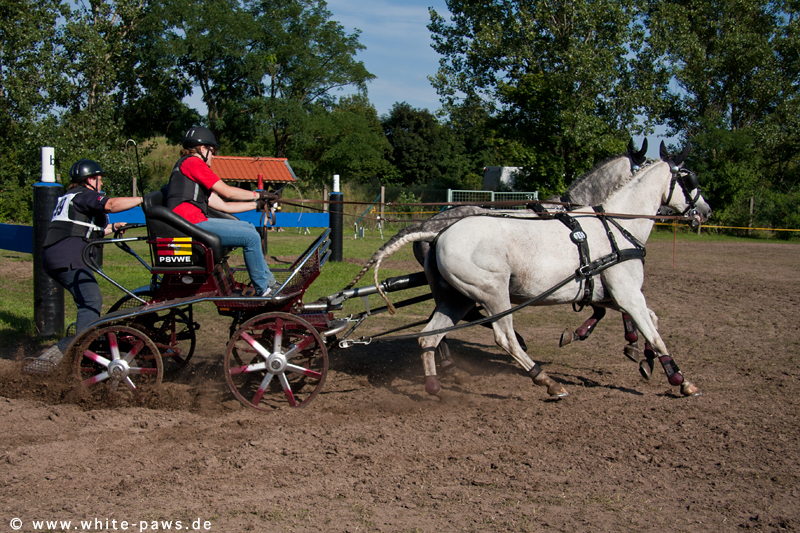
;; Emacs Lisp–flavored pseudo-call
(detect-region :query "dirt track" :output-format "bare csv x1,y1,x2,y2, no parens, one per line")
1,240,799,532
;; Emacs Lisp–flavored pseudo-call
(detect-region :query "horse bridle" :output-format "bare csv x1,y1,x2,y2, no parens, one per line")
665,166,702,218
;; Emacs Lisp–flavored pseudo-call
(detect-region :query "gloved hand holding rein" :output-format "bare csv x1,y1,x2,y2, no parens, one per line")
256,190,278,212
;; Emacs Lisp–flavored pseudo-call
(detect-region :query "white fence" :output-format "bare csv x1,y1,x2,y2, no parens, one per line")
447,190,538,208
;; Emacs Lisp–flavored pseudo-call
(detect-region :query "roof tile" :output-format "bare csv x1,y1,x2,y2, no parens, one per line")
210,156,297,183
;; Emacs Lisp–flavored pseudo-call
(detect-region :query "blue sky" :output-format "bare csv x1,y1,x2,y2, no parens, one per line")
324,0,450,116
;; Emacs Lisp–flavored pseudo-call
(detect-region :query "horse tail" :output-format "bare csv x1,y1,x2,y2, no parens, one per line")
371,229,440,314
343,224,438,290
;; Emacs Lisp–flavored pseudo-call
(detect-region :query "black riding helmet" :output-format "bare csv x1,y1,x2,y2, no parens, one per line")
69,159,107,183
182,126,220,149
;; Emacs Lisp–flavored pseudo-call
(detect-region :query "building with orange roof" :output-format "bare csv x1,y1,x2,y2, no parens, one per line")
209,156,297,189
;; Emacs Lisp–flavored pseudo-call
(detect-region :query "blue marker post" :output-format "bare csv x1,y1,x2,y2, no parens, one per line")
33,147,64,338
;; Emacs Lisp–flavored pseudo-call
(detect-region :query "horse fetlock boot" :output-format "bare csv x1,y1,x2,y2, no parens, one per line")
658,354,684,387
529,365,568,398
623,342,641,362
425,375,441,396
622,314,638,343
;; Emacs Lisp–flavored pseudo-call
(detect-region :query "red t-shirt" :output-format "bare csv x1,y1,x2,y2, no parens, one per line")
172,156,221,223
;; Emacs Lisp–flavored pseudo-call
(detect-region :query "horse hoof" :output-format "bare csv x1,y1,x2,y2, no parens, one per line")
681,381,702,397
444,366,473,384
425,376,441,396
559,329,576,347
639,358,654,380
533,374,568,398
624,343,641,362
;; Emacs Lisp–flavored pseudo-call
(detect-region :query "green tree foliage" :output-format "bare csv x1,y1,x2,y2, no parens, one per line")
244,0,374,158
429,0,649,194
0,0,67,222
381,102,469,188
645,0,800,229
287,95,394,188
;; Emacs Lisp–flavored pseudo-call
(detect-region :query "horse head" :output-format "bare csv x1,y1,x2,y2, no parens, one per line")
659,142,711,227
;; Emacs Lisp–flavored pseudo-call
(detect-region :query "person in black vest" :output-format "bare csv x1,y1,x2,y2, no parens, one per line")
42,159,143,343
166,126,279,296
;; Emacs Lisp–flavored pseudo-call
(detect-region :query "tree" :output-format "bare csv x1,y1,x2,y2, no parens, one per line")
288,95,394,187
381,102,468,188
429,0,650,194
644,0,800,228
0,0,67,222
244,0,374,157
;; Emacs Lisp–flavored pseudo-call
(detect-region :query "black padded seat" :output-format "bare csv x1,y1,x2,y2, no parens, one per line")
143,190,236,271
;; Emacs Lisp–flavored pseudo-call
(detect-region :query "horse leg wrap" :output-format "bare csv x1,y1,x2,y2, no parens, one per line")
644,341,656,360
527,363,543,381
658,355,684,387
575,307,606,340
622,314,638,343
575,318,599,340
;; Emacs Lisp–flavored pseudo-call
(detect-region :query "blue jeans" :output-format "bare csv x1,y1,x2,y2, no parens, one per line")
48,267,103,335
197,218,275,293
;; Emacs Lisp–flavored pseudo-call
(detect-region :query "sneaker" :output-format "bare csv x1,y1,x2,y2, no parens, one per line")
261,281,281,297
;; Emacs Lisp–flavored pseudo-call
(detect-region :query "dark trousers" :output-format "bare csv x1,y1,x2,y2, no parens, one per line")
47,267,103,335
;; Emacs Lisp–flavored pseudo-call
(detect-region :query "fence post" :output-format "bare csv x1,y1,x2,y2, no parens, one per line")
329,175,343,262
33,147,64,337
380,186,385,221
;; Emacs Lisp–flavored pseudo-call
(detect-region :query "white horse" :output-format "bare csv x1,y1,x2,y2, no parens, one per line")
372,146,711,400
345,140,651,373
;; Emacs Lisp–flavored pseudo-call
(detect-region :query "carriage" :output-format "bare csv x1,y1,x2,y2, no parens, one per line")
41,189,426,411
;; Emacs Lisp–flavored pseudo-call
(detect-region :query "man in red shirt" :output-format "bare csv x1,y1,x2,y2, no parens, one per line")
166,126,279,296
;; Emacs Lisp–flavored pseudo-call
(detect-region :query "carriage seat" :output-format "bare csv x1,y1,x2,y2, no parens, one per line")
142,189,237,272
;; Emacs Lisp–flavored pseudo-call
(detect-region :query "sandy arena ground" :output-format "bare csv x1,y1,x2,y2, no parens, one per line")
1,239,799,532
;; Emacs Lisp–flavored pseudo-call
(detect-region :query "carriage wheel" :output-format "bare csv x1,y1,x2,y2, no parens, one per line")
224,312,328,411
108,292,196,371
73,326,163,399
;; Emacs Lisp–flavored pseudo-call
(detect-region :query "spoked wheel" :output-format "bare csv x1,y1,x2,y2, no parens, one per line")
73,326,163,399
108,292,197,371
224,312,328,411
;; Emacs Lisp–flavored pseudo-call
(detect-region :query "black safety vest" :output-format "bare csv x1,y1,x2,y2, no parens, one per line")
165,156,210,216
43,187,107,247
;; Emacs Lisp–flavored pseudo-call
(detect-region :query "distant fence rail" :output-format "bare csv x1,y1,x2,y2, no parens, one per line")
447,190,538,207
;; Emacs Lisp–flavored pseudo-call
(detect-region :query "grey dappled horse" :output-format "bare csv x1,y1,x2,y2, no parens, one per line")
345,139,650,373
371,145,711,400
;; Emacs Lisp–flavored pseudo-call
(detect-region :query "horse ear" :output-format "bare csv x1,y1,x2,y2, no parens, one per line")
673,142,691,167
659,140,669,160
632,138,648,165
627,138,635,154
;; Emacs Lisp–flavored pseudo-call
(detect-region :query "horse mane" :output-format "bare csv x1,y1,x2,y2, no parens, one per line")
565,152,632,194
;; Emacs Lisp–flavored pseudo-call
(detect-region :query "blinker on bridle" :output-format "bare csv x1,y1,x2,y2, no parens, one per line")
666,165,703,220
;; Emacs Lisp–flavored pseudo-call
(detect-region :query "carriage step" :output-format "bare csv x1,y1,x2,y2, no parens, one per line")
21,343,67,376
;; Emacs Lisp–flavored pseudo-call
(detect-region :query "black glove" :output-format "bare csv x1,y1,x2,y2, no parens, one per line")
256,190,278,211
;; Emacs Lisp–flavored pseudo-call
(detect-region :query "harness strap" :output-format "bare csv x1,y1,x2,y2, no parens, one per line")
553,212,593,308
354,248,645,345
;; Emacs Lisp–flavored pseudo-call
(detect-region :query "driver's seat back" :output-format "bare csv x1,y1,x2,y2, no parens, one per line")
143,190,225,273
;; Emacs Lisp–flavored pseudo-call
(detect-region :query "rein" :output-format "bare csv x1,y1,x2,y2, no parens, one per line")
347,217,645,345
